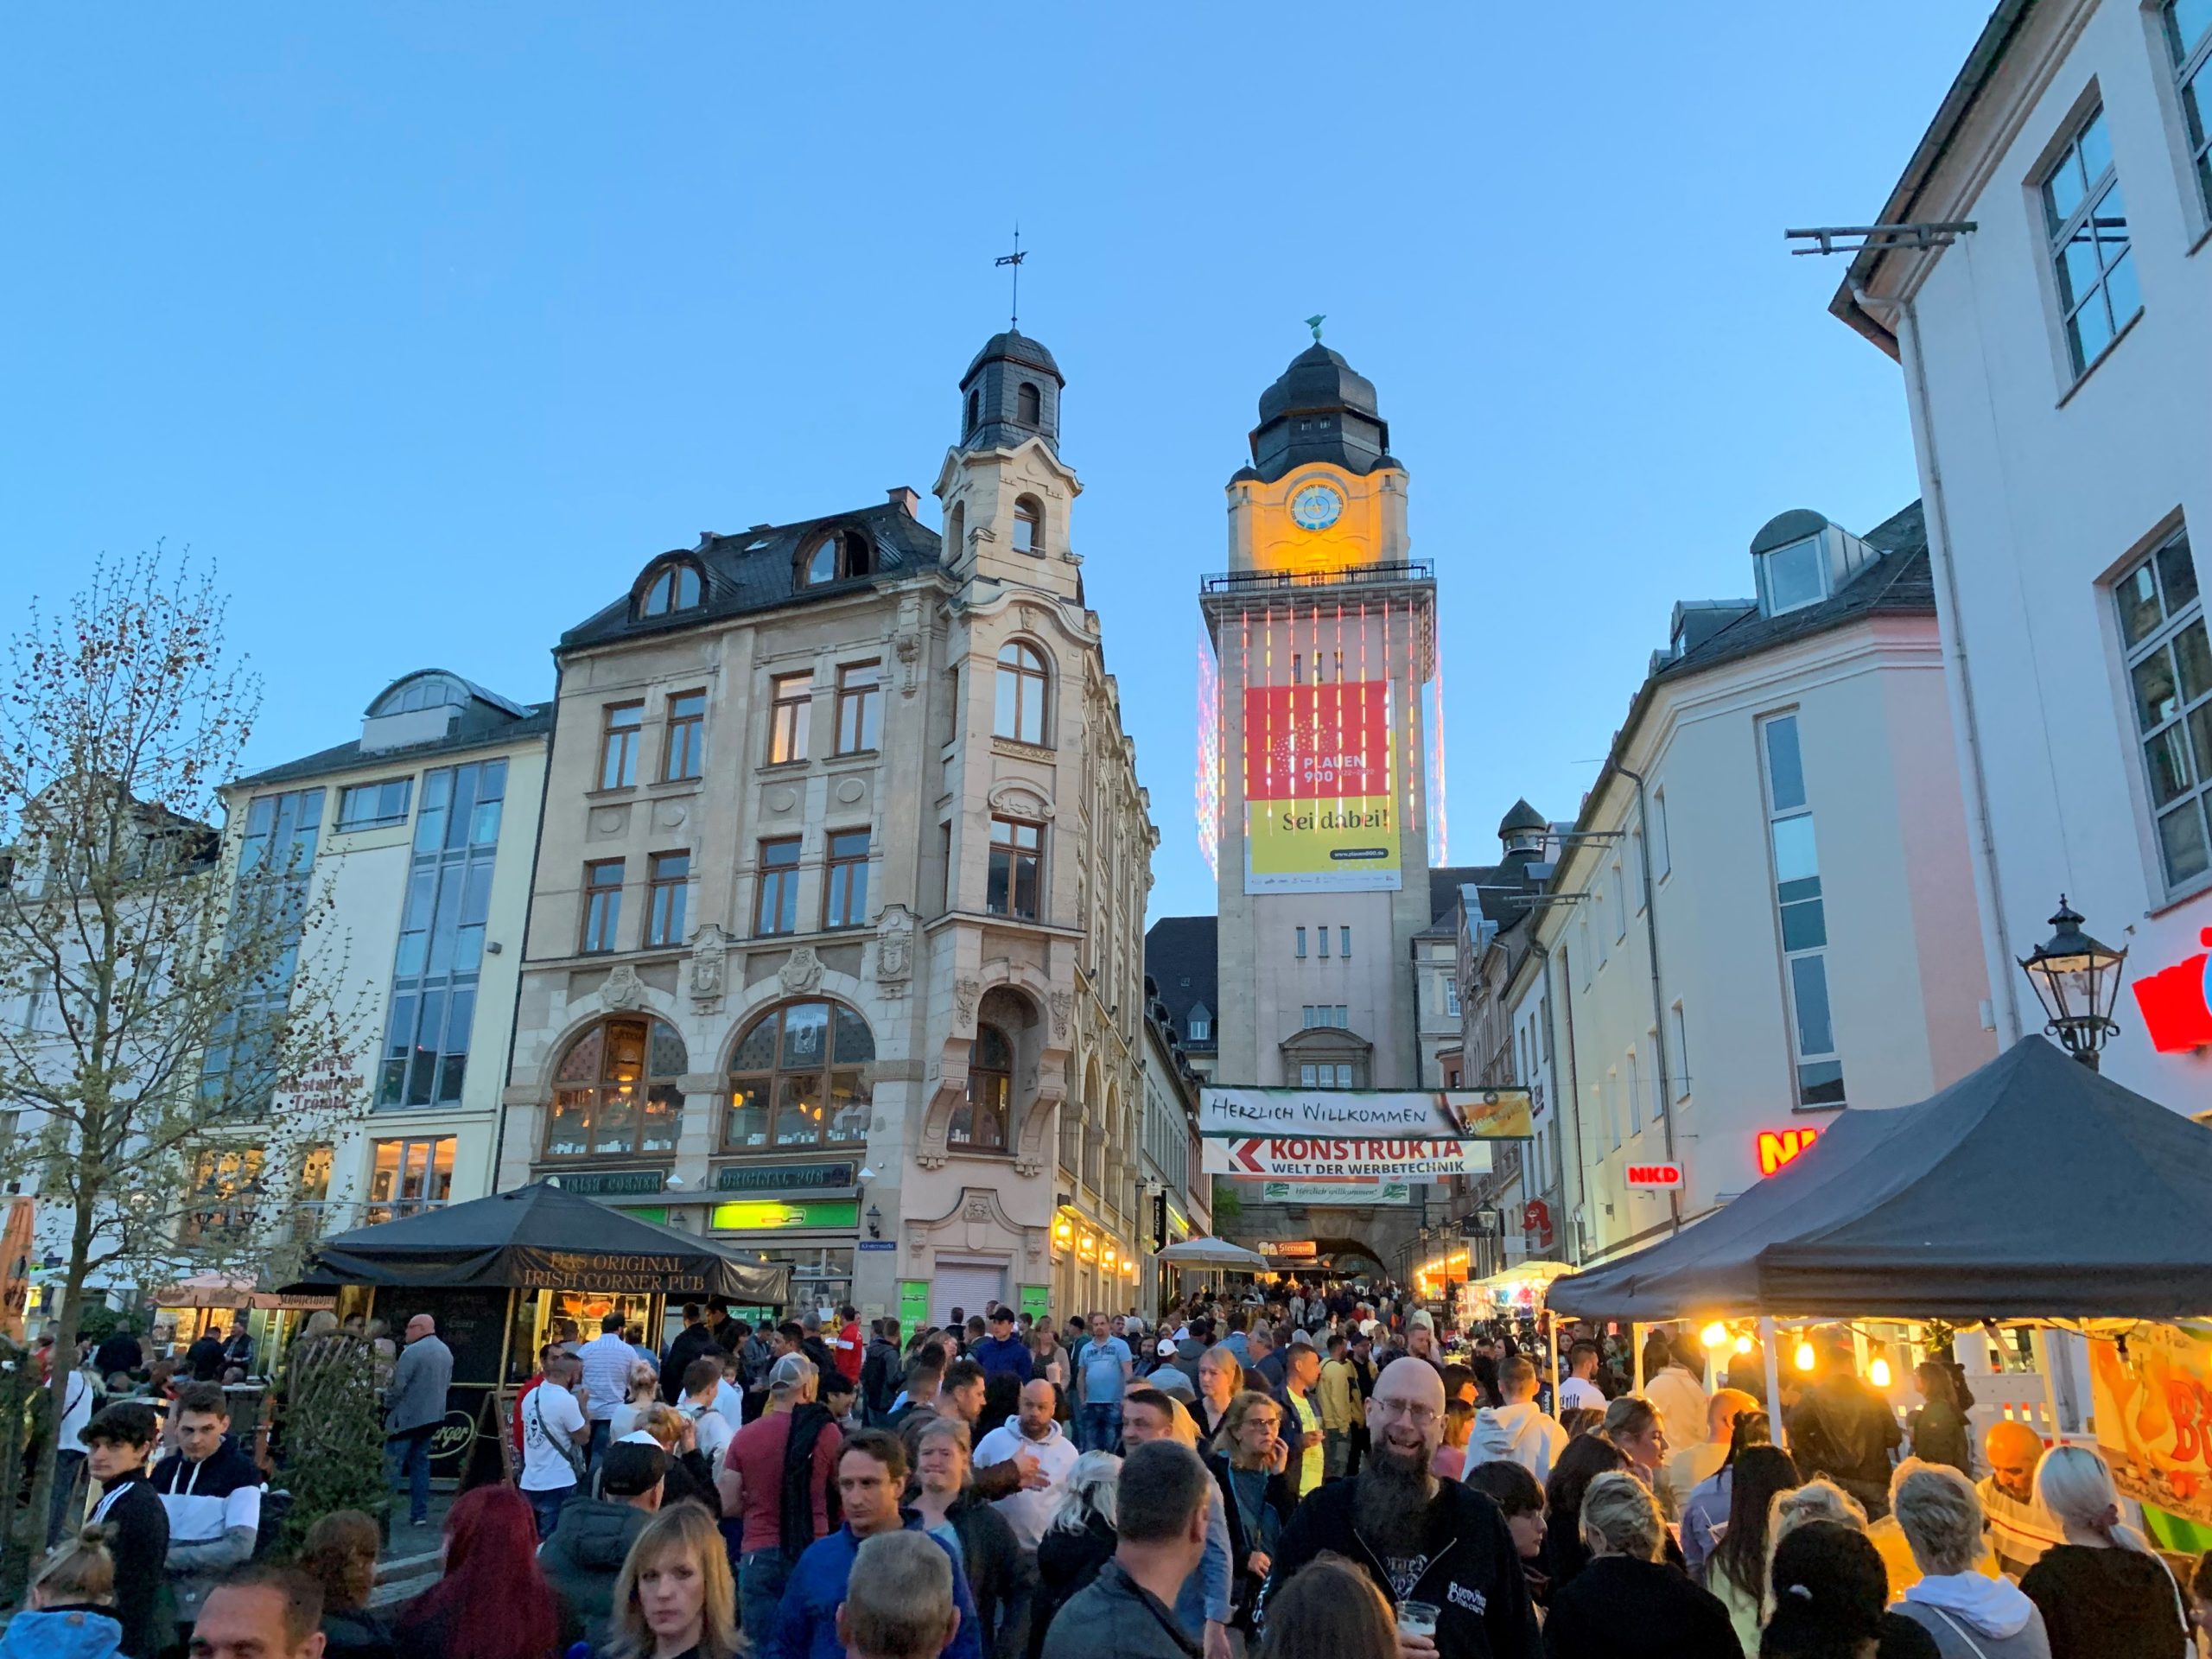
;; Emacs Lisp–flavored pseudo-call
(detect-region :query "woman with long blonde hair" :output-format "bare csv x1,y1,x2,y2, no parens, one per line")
2021,1444,2188,1659
607,1501,741,1659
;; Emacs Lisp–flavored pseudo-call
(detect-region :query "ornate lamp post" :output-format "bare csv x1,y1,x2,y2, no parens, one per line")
2018,896,2127,1070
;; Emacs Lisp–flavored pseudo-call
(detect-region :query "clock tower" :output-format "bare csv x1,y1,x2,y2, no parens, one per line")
1201,338,1439,1094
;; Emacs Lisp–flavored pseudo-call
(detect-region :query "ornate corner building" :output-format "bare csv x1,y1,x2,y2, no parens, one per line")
498,330,1157,1325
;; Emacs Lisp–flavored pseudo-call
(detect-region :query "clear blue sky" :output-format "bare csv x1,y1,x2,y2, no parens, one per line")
0,4,1991,924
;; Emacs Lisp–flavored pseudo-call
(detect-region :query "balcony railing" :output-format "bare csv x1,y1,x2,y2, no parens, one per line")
1200,560,1434,596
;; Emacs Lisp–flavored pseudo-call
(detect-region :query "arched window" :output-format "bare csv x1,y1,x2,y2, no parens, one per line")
370,673,471,717
544,1017,687,1159
955,1024,1012,1151
639,561,702,618
798,528,872,588
725,999,874,1151
966,389,981,434
995,641,1049,744
1017,382,1041,426
1012,495,1043,556
946,502,965,563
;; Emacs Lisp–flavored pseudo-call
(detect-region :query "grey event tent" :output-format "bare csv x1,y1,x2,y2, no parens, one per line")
303,1180,790,1303
1547,1036,2212,1322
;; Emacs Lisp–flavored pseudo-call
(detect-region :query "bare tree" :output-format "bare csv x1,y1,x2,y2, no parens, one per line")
0,552,365,1550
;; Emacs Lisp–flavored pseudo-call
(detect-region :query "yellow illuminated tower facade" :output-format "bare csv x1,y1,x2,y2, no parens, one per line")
1200,338,1439,1093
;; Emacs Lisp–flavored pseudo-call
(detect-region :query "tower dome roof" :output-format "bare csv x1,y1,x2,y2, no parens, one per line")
963,328,1063,385
1497,798,1547,838
1242,338,1392,485
1256,342,1380,424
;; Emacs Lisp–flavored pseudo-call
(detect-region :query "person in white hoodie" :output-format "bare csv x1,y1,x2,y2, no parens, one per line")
1465,1356,1568,1484
1891,1462,2054,1658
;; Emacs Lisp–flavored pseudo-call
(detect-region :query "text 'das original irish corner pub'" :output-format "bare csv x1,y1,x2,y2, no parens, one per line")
496,328,1162,1330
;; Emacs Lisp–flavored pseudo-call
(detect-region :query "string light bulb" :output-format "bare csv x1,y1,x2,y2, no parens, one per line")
1700,1322,1729,1349
1795,1338,1817,1373
1869,1356,1892,1389
1734,1335,1753,1356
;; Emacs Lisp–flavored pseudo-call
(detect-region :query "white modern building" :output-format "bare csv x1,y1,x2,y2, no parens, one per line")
1833,0,2212,1109
1527,504,1995,1264
207,671,551,1240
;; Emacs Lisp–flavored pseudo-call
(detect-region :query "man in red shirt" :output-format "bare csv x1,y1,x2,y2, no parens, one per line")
833,1305,865,1388
717,1351,842,1651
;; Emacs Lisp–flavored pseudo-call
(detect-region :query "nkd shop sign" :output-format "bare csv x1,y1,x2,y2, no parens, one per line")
1625,1162,1683,1189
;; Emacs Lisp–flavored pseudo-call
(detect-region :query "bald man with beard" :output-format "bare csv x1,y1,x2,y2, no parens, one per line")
1979,1420,2063,1578
1255,1356,1536,1658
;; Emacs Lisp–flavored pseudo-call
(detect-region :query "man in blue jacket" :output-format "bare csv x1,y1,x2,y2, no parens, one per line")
766,1428,982,1659
970,1306,1032,1384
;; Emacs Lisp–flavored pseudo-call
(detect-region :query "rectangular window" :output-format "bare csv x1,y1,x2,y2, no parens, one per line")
1578,919,1592,984
1630,830,1647,912
366,1135,454,1224
1318,925,1330,958
1670,1001,1690,1101
601,702,643,790
1539,995,1552,1063
1340,925,1351,957
1300,1063,1316,1086
939,823,953,913
1446,978,1461,1018
822,829,870,929
2041,105,2141,378
581,860,624,953
21,967,49,1033
835,661,882,755
1611,861,1627,941
181,1147,264,1243
2168,0,2212,216
1333,1062,1352,1087
987,817,1043,919
2116,528,2211,888
1607,1068,1622,1150
664,690,705,781
1295,927,1306,958
1652,789,1671,878
1762,712,1846,1106
645,850,690,947
767,673,811,766
375,759,504,1110
755,838,802,936
337,778,413,831
1188,1012,1211,1040
1626,1047,1643,1134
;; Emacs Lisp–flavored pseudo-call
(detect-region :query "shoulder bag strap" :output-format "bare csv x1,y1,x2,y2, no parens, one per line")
1927,1605,1993,1659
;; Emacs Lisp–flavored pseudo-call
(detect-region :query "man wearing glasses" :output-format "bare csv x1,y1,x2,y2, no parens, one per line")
1254,1357,1537,1658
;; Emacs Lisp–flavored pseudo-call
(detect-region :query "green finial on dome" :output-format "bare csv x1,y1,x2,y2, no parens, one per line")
1305,314,1325,342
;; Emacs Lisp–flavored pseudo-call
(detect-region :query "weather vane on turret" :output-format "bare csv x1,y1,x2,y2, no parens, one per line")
1306,314,1325,343
995,226,1027,330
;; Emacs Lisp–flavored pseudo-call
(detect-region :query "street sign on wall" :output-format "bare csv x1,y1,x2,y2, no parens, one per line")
1202,1137,1494,1179
1200,1087,1532,1140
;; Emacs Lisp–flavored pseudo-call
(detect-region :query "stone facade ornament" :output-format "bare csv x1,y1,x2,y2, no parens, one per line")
779,945,824,996
602,963,646,1010
875,905,915,996
1047,988,1071,1042
953,976,981,1031
688,922,728,1012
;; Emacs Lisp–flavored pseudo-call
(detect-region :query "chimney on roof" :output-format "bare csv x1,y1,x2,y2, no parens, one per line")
886,486,920,518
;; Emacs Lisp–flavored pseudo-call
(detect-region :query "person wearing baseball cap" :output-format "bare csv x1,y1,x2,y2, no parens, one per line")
538,1440,666,1649
971,1306,1032,1385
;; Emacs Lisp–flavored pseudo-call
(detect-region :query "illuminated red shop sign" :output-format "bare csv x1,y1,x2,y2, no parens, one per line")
1757,1127,1820,1176
2132,931,2212,1053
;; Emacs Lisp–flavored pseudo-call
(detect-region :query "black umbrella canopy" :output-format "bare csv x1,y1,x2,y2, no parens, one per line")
307,1181,790,1303
1548,1036,2212,1322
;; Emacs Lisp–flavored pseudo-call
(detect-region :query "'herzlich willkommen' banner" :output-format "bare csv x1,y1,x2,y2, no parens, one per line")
1200,1087,1532,1140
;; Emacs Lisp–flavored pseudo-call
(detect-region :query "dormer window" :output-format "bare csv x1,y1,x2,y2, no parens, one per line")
799,527,873,588
1758,536,1827,616
638,560,702,618
1018,381,1042,425
1187,1003,1212,1042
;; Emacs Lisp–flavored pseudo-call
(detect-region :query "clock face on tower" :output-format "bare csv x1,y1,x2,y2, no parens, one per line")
1289,482,1344,531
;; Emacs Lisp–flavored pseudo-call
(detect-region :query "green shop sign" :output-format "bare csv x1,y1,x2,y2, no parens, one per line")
708,1198,859,1232
553,1169,666,1198
713,1161,857,1194
898,1281,931,1332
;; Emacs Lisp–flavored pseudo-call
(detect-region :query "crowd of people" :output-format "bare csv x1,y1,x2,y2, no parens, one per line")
14,1281,2212,1659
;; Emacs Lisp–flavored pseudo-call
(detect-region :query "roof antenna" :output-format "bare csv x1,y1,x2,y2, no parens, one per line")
995,225,1027,330
1306,314,1325,343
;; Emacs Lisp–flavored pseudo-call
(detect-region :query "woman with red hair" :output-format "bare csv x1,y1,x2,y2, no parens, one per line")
395,1484,566,1659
